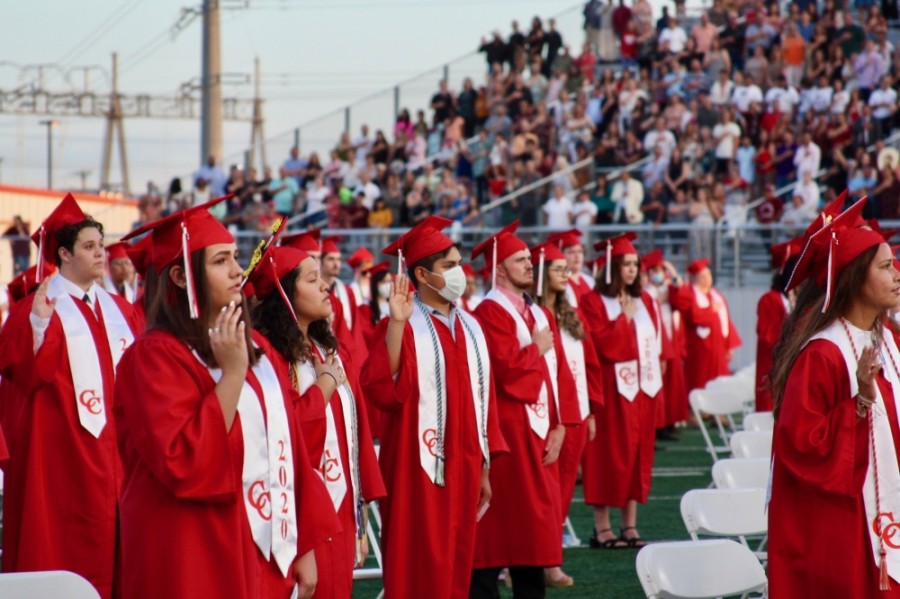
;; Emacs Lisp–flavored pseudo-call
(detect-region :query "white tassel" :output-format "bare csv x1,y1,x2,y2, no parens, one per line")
397,249,404,277
605,242,612,285
592,259,598,279
182,222,199,320
822,231,836,314
537,248,545,298
491,238,498,289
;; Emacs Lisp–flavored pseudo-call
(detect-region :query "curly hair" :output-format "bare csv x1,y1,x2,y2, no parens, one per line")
252,266,338,365
536,263,585,340
54,217,104,266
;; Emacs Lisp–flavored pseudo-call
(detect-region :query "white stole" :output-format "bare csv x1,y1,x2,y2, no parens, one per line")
807,321,900,584
294,346,358,529
203,352,298,576
693,285,729,339
560,327,590,420
409,301,491,484
600,294,663,400
485,289,558,438
349,281,367,306
48,276,134,438
103,276,136,303
334,280,354,330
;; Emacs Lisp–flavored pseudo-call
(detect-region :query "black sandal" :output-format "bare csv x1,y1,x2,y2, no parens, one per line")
589,527,628,549
620,526,648,548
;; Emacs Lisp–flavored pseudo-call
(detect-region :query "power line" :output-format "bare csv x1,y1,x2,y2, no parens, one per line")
58,0,145,70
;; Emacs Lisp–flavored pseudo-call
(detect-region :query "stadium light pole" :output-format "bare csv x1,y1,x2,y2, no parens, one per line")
39,119,60,189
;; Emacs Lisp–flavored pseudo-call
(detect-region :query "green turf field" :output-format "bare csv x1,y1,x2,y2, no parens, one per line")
353,426,717,598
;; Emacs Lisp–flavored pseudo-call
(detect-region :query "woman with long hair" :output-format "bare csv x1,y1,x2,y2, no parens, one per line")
532,241,603,587
115,202,340,599
580,233,664,549
250,245,385,599
768,198,900,596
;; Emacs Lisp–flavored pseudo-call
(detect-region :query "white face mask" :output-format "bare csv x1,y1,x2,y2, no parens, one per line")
650,272,666,286
425,265,466,303
377,281,392,299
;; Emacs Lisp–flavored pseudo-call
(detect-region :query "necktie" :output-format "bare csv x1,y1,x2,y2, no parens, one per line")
82,293,91,304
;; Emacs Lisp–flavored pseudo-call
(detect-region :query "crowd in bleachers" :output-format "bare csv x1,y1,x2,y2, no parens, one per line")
132,0,900,242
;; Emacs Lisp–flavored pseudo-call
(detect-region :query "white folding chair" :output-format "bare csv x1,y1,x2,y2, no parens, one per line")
706,374,756,418
689,388,745,463
711,458,771,490
680,488,768,559
733,363,756,381
742,411,774,432
0,571,100,599
636,539,768,599
730,431,773,459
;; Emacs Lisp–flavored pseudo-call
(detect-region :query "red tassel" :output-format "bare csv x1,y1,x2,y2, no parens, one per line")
881,548,892,591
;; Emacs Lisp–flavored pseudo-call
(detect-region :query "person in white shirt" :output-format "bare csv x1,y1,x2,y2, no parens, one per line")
712,110,741,174
807,75,834,114
659,17,688,54
869,76,898,126
611,169,645,224
542,184,574,228
352,123,372,166
830,79,850,115
730,71,763,114
643,117,677,160
710,70,734,107
571,190,599,229
793,133,821,179
764,76,800,115
353,170,382,210
781,171,820,226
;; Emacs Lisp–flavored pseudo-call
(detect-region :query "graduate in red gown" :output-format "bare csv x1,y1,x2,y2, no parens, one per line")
468,221,582,599
114,200,339,599
769,197,900,597
641,249,689,436
355,261,392,350
102,241,138,303
320,237,361,373
361,216,507,599
122,234,153,330
251,242,385,599
457,264,483,313
580,233,664,550
673,258,742,392
546,229,596,309
532,241,604,588
755,237,803,412
346,246,374,307
0,194,140,598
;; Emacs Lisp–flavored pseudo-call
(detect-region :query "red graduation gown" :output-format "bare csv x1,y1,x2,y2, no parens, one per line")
281,344,386,599
769,340,900,597
580,291,660,507
546,306,604,523
355,304,385,440
661,291,689,425
471,299,581,569
361,312,507,599
113,330,340,599
673,285,742,392
755,290,788,412
0,291,138,599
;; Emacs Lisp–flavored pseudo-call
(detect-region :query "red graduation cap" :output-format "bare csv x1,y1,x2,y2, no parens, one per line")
347,247,374,268
892,244,900,273
106,241,130,262
321,236,342,256
281,229,322,253
787,197,883,312
687,258,711,276
593,232,638,284
586,256,606,279
641,249,664,271
122,195,234,319
462,263,476,278
471,220,529,288
867,219,900,242
125,234,154,277
770,236,805,271
8,263,57,304
244,219,306,325
363,260,391,276
32,193,89,281
546,228,584,250
804,190,852,238
530,241,566,298
383,216,455,271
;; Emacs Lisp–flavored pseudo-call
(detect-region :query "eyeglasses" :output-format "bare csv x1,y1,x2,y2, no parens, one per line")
549,267,573,276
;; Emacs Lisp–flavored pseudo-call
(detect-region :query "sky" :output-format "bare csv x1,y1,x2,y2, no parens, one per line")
1,0,589,194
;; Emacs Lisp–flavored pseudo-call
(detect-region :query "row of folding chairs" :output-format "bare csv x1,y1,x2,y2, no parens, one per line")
637,366,771,598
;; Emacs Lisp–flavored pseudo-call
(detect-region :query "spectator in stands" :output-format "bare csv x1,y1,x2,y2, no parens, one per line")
869,75,897,133
340,190,370,229
793,132,822,179
283,146,307,185
3,215,30,274
612,168,645,224
641,181,667,225
691,13,718,54
712,110,741,175
659,16,687,55
268,166,300,219
194,154,228,196
479,31,507,71
642,145,670,189
543,184,574,228
848,160,879,199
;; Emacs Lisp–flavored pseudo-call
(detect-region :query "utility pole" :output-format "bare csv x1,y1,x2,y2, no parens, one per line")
200,0,223,166
248,56,266,173
101,53,130,195
75,169,92,191
39,119,59,189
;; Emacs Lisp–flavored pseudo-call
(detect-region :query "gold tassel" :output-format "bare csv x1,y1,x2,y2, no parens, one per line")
242,238,267,278
881,548,891,591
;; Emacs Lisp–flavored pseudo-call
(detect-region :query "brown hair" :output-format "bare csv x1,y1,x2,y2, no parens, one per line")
146,247,259,368
770,245,879,418
596,254,642,298
536,263,585,340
